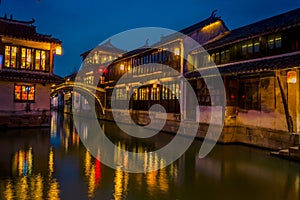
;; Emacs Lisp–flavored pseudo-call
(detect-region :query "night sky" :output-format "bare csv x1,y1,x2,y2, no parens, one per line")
2,0,299,77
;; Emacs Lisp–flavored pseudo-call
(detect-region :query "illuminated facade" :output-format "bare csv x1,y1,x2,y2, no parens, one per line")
75,8,300,148
72,40,125,112
187,8,300,136
0,15,62,125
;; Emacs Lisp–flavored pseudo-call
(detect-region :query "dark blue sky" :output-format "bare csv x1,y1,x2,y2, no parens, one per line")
2,0,299,77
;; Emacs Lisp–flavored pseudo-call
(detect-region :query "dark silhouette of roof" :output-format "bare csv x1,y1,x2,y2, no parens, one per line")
179,10,223,35
0,15,61,44
204,8,300,50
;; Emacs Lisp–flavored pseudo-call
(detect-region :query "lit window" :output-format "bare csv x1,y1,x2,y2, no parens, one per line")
174,47,180,56
35,50,41,70
275,37,282,48
254,42,260,53
4,46,17,68
41,51,46,71
247,43,253,54
11,46,17,68
268,39,274,49
14,84,35,102
21,48,26,69
4,46,11,67
26,49,32,70
242,45,247,56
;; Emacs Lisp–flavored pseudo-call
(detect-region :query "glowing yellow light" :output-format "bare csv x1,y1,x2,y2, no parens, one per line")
85,150,91,177
35,174,43,200
88,165,96,198
4,181,14,200
48,180,60,200
174,47,180,56
120,64,125,70
114,167,124,200
201,20,222,32
49,147,54,175
55,46,62,55
287,71,297,83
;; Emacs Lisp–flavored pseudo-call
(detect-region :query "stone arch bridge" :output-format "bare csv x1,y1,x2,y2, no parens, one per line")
51,82,106,117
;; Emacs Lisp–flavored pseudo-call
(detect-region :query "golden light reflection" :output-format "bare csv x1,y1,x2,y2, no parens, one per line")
17,176,28,200
13,147,33,176
85,150,92,177
48,179,60,200
72,128,80,148
84,150,102,199
50,113,57,137
158,168,169,193
4,180,14,200
144,153,170,194
33,174,43,200
49,147,54,176
113,166,129,200
88,165,96,198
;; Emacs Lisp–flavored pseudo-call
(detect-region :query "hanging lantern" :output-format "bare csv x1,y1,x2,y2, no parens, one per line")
287,71,297,83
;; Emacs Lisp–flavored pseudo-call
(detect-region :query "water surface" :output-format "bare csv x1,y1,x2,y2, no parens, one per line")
0,112,299,200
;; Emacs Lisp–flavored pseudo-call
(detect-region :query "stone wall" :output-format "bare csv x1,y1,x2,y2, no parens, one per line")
103,110,298,150
0,81,51,112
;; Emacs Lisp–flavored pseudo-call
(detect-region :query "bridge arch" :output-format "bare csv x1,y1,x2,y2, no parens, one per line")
51,82,105,116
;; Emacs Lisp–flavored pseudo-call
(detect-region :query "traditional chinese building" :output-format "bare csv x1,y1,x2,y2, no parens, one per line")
186,8,300,148
0,15,63,127
75,8,300,149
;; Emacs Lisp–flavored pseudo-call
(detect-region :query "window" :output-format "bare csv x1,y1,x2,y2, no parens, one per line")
84,76,94,85
4,46,10,67
4,45,50,71
4,46,17,68
268,39,274,49
254,42,260,53
247,43,253,54
275,37,282,48
21,48,33,70
268,34,281,49
220,50,229,63
239,81,260,110
14,84,35,102
35,50,47,71
139,87,149,100
151,86,160,100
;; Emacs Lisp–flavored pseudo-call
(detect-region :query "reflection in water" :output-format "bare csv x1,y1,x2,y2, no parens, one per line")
3,180,13,200
113,167,129,200
1,111,300,200
84,150,102,198
12,147,33,176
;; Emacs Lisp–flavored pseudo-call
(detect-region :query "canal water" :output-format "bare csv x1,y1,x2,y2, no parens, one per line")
0,112,300,200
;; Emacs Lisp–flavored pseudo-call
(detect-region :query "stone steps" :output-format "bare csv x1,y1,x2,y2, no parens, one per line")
270,146,300,161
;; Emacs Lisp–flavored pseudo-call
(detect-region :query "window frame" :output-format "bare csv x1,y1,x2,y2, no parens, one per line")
14,83,36,103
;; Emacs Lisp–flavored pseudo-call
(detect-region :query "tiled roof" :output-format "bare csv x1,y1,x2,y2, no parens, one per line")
185,51,300,78
179,10,225,35
204,8,300,50
0,69,64,84
0,16,61,44
156,10,228,46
